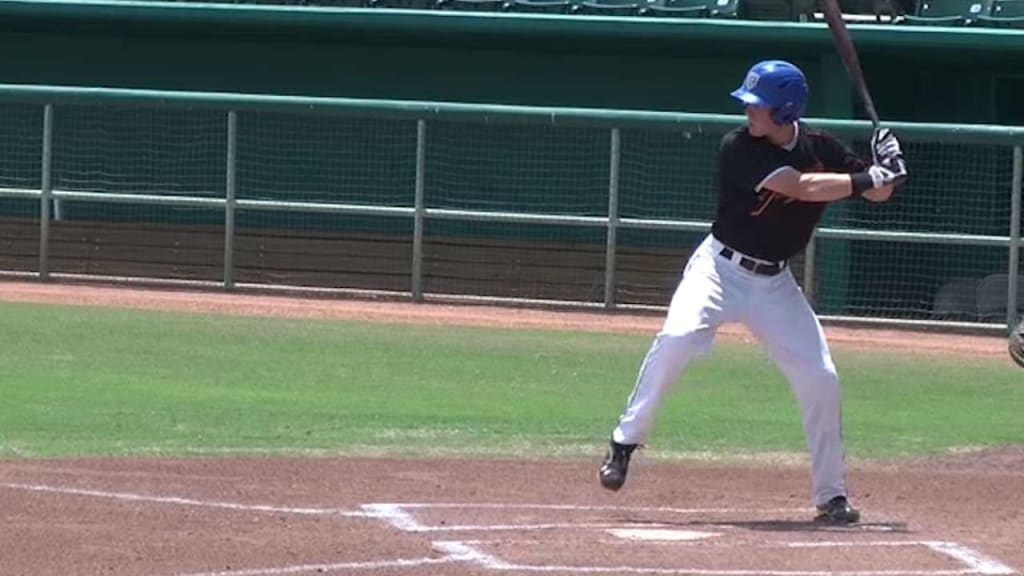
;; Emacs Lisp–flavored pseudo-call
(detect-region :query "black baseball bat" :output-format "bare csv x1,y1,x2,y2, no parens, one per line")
821,0,881,128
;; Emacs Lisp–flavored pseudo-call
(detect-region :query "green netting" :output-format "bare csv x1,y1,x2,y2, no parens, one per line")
233,210,414,291
237,112,417,205
613,228,706,307
0,103,43,191
619,128,719,222
815,237,1016,322
422,219,608,302
52,105,225,200
46,207,225,282
425,121,609,215
0,203,41,274
0,99,1019,323
833,139,1014,235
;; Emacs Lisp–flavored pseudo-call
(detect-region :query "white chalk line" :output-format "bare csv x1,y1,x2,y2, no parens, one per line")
457,539,944,549
431,540,991,576
432,537,999,573
0,482,367,517
363,503,668,533
435,538,1019,575
924,542,1016,575
377,502,809,514
362,503,427,531
786,542,931,548
173,555,461,576
4,486,1015,575
434,541,516,570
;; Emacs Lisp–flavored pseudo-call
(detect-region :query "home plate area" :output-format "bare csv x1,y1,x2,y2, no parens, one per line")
370,502,1017,575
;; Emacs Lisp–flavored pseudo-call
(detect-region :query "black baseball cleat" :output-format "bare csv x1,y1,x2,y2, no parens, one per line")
599,440,637,491
814,496,861,524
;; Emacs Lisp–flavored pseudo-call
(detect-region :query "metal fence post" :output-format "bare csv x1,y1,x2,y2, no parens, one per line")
224,111,237,290
39,104,53,280
604,128,621,310
1009,145,1022,330
412,119,426,302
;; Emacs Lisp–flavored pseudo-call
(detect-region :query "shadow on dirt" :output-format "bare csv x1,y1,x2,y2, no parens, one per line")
625,518,911,533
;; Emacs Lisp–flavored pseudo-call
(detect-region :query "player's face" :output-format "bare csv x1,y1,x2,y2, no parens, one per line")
744,105,776,137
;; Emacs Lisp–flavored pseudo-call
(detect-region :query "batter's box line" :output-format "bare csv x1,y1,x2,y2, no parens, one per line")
433,540,1017,576
0,482,369,518
361,502,811,533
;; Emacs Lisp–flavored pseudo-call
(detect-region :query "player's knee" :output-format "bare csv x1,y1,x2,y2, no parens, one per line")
655,329,714,358
810,360,839,383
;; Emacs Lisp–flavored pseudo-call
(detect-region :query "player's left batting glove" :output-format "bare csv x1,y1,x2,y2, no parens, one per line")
871,128,904,165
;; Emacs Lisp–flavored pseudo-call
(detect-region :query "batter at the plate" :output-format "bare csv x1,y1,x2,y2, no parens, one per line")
598,60,908,525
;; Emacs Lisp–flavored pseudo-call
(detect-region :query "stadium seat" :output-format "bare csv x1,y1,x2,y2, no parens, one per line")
975,0,1024,25
885,0,917,16
740,0,815,20
642,0,710,17
976,273,1024,322
369,0,441,8
836,0,901,19
506,0,573,11
931,277,982,321
706,0,740,16
445,0,508,9
902,0,992,24
312,0,369,5
574,0,643,15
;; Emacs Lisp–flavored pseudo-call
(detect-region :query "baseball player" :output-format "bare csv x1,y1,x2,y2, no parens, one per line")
598,60,907,524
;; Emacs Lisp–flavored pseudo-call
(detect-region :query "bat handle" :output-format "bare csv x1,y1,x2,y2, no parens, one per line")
862,94,881,129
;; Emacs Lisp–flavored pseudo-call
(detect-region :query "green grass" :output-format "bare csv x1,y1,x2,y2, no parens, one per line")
1,301,1020,460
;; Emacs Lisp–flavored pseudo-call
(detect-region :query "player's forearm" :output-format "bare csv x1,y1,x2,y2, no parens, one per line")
762,166,895,203
794,173,859,202
861,183,894,202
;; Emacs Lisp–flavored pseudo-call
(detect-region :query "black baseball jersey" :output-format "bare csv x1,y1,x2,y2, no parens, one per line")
710,123,867,263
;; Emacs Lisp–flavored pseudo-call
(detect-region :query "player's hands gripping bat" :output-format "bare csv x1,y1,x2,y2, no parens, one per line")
821,0,909,189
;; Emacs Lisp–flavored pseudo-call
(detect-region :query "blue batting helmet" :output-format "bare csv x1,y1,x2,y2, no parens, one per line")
730,60,808,125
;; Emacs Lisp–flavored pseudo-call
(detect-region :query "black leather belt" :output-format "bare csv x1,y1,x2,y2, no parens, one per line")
718,247,785,276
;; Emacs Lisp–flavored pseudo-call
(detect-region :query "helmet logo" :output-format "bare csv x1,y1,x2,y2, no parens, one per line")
743,72,760,91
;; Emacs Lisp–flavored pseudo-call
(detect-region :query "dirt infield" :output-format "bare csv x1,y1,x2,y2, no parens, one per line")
0,280,1021,576
2,458,1023,576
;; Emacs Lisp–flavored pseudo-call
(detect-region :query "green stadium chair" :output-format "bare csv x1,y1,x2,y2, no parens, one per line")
507,0,573,11
369,0,441,8
642,0,710,17
740,0,815,20
837,0,901,19
573,0,643,15
975,0,1024,25
902,0,992,24
976,273,1024,322
707,0,740,16
931,277,982,321
313,0,370,5
889,0,917,13
445,0,508,9
805,0,901,22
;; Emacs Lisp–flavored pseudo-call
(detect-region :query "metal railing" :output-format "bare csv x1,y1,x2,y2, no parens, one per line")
0,84,1021,332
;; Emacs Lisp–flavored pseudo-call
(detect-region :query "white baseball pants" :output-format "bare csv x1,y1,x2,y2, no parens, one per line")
611,233,849,507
